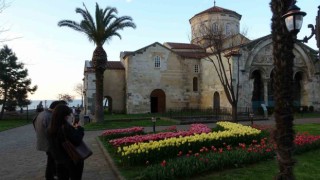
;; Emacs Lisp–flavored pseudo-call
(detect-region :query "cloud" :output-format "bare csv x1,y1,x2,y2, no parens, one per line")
126,0,133,2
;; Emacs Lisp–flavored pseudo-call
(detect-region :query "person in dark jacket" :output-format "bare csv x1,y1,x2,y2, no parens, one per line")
33,100,67,180
47,104,85,180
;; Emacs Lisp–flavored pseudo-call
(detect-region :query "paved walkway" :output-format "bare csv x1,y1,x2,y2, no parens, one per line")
0,117,319,180
0,125,116,180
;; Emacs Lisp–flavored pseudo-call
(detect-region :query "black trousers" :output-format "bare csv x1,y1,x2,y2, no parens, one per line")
56,160,84,180
45,152,56,180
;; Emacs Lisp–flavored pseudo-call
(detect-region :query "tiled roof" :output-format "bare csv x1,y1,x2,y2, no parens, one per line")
121,42,169,59
165,42,203,50
175,51,211,59
193,6,241,19
106,61,125,70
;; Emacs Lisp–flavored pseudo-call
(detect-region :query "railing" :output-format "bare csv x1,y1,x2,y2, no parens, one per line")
151,107,267,124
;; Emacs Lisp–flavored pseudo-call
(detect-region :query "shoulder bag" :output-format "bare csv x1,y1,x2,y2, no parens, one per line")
62,126,93,163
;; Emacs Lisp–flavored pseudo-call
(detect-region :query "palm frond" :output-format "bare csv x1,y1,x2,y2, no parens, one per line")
76,4,96,33
57,20,83,32
58,3,136,47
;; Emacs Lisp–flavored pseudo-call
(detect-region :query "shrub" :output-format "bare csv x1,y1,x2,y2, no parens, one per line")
309,106,314,112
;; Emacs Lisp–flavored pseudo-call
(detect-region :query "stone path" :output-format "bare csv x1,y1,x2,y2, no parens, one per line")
0,117,319,180
0,124,117,180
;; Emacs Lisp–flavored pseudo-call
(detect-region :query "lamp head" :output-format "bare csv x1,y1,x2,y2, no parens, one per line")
282,2,306,36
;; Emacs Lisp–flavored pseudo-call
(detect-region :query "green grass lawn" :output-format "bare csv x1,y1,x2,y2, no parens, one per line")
84,118,178,131
0,119,31,132
195,149,320,180
294,112,320,119
104,113,158,120
294,123,320,135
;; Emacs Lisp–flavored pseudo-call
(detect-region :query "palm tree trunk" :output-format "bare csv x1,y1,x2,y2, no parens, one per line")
94,69,104,122
92,46,107,122
270,0,296,179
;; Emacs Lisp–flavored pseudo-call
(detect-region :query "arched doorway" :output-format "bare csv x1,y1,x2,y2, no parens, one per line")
213,92,220,110
193,77,198,92
251,70,264,111
150,89,166,113
105,96,112,113
293,72,303,107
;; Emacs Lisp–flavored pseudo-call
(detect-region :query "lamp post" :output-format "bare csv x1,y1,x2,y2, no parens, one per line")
282,2,306,37
151,117,156,133
283,1,320,54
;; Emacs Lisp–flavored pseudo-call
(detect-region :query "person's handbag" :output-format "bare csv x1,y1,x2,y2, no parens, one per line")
62,127,93,163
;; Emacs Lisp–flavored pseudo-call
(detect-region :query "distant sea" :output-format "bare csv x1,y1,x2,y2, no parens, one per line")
26,99,82,110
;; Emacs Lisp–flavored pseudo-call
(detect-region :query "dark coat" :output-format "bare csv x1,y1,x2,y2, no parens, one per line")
48,123,84,164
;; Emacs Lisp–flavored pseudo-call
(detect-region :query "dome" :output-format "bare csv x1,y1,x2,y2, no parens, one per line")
189,5,242,46
191,6,242,20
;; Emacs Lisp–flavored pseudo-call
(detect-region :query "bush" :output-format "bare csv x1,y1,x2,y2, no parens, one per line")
309,106,314,112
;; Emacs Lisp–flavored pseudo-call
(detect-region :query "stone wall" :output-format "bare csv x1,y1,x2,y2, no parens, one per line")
83,67,95,115
200,55,232,109
123,43,202,114
103,69,125,113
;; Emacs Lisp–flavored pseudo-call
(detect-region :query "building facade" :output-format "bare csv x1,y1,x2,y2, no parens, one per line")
83,5,320,115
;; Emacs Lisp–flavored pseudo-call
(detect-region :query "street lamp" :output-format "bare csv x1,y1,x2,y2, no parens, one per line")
282,1,306,37
283,1,320,53
151,117,157,133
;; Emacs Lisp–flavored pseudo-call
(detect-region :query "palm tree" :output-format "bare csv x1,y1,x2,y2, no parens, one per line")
270,0,296,179
58,3,136,122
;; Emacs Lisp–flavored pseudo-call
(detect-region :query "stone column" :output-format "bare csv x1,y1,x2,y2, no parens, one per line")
263,79,269,106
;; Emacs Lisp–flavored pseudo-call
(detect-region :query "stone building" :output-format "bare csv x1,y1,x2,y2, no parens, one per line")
83,5,320,115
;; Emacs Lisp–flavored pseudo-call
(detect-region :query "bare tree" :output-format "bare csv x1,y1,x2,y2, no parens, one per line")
57,93,74,104
196,21,249,122
0,1,19,43
74,83,84,107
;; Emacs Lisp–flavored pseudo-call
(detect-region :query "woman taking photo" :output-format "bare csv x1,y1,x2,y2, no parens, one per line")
48,104,84,180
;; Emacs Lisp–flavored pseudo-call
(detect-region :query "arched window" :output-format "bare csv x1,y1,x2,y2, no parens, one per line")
154,56,161,68
193,77,198,92
212,23,218,33
194,65,199,73
226,23,231,35
214,92,220,110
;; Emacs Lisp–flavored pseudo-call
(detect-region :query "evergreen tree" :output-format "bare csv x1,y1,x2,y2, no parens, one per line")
0,45,37,119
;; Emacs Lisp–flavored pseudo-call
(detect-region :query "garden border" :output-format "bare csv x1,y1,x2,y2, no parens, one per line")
96,137,125,180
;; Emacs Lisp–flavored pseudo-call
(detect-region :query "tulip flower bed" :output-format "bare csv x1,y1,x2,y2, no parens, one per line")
99,122,320,179
101,126,145,140
109,124,211,147
293,132,320,154
140,138,275,179
114,122,264,165
138,132,320,179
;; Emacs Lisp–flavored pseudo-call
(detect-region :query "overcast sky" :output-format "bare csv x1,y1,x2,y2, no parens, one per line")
1,0,318,100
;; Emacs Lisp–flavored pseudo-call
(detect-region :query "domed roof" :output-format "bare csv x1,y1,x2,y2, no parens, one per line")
191,6,242,20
